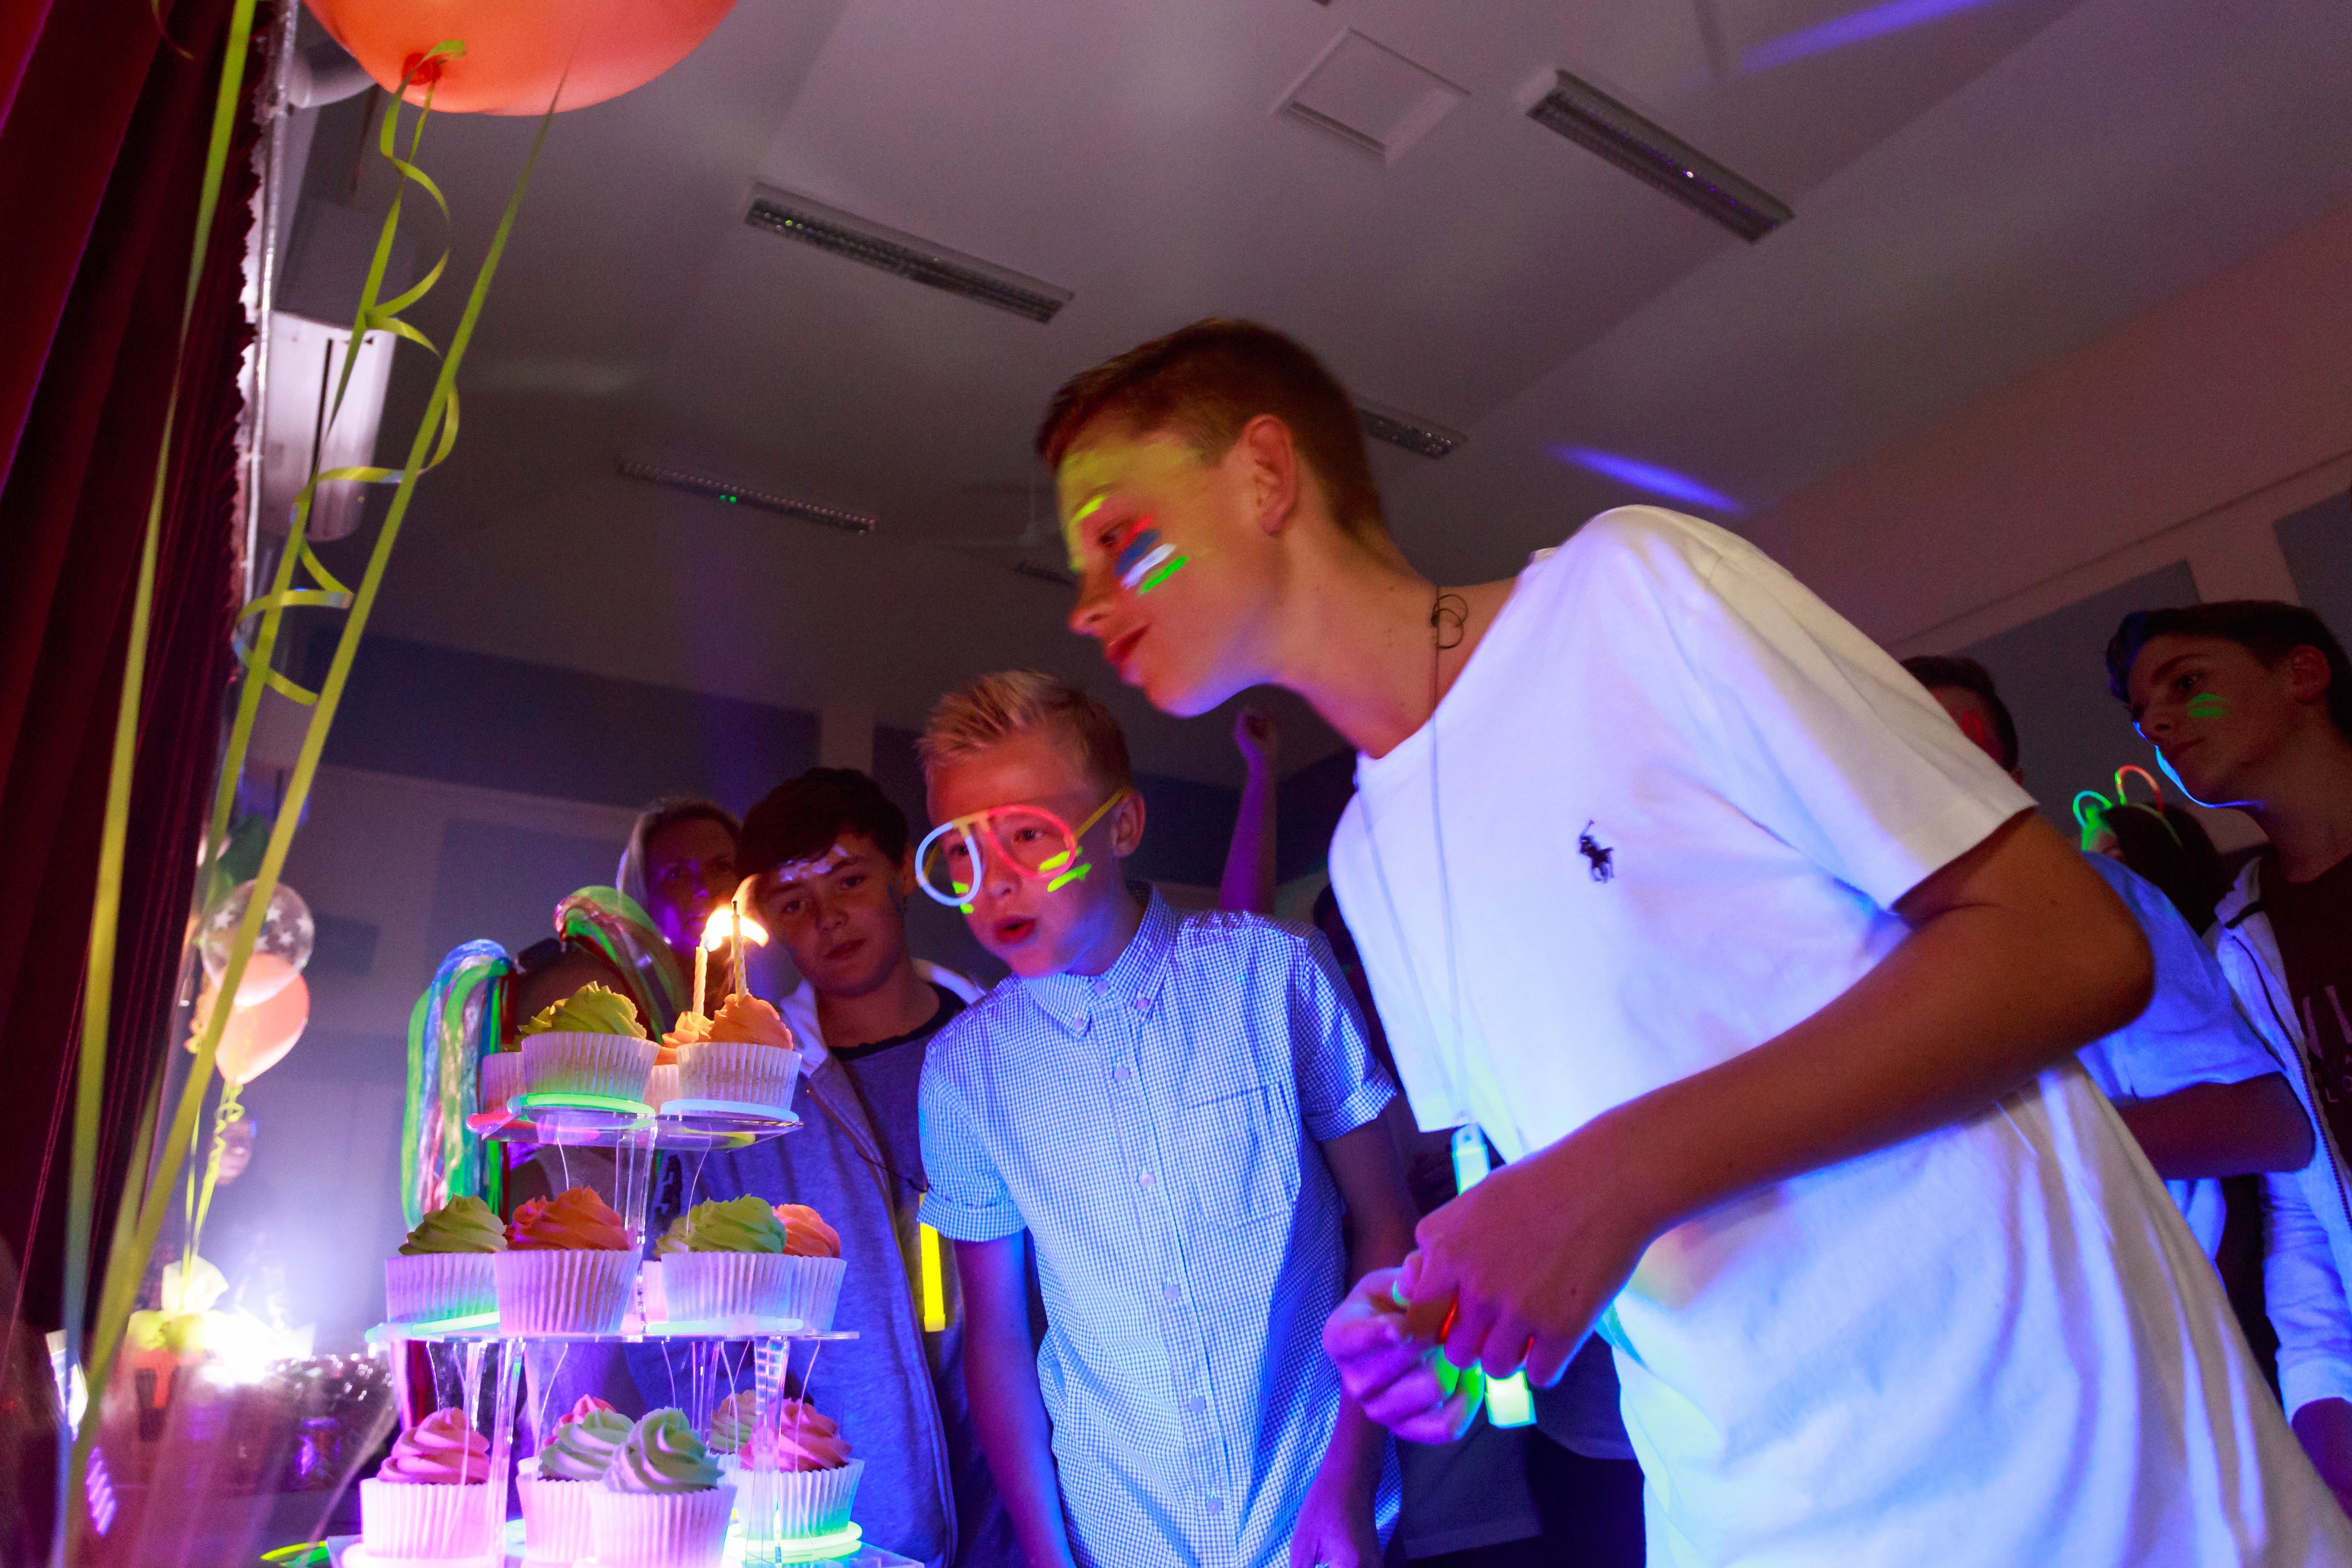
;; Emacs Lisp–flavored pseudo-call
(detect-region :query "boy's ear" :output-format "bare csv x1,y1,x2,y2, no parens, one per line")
891,845,918,899
1110,790,1147,859
2285,644,2336,710
1234,414,1301,538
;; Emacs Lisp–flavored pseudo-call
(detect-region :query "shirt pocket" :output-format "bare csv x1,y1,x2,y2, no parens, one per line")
1176,1078,1302,1228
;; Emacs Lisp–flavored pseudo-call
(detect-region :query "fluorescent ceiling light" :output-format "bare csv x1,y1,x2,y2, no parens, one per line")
745,185,1073,324
620,459,877,535
1553,446,1746,515
1356,398,1463,459
1526,71,1792,243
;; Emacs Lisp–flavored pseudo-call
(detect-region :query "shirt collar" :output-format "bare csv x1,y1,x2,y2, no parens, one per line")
1022,885,1175,1035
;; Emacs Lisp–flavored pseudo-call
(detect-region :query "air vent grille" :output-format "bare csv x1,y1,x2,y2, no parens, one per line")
746,188,1073,323
1011,560,1077,587
620,460,876,535
1357,400,1462,460
1527,72,1791,243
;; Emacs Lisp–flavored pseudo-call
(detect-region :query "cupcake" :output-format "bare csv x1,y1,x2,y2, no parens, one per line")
518,1396,632,1564
519,984,657,1104
590,1409,735,1568
730,1397,862,1544
359,1407,498,1561
662,1197,795,1322
480,1050,526,1115
773,1203,846,1332
705,1391,758,1457
385,1197,504,1324
674,994,799,1109
495,1187,637,1335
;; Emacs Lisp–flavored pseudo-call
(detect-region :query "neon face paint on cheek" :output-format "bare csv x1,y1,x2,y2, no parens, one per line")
2187,693,2227,721
1114,514,1189,594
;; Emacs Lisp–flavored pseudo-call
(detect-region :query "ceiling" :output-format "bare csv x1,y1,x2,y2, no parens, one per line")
291,0,2352,785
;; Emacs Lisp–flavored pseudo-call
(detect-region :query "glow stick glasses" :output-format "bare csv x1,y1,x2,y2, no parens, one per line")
915,789,1135,910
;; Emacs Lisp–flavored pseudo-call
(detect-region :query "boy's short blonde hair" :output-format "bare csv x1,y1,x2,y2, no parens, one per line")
919,671,1136,795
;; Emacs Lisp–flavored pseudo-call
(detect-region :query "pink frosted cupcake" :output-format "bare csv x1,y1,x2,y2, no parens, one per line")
494,1188,637,1335
359,1407,498,1561
729,1397,862,1544
384,1197,503,1324
673,994,799,1109
518,1395,632,1564
519,984,657,1103
590,1409,735,1568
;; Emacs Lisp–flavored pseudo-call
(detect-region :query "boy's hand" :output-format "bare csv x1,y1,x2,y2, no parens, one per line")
1409,1122,1647,1386
1323,1268,1485,1443
1288,1465,1381,1568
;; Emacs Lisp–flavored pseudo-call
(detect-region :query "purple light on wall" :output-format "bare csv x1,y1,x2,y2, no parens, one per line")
1743,0,2014,72
1552,446,1747,516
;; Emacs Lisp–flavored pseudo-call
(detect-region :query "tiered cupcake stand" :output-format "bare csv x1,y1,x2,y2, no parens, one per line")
346,1095,914,1567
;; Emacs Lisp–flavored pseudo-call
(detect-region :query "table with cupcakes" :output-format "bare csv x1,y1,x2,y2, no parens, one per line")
351,980,904,1568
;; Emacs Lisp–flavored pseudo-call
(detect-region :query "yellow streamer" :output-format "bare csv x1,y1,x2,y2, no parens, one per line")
70,48,563,1568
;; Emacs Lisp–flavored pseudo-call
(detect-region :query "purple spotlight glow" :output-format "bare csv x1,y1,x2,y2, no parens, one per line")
1743,0,2013,72
1552,446,1746,516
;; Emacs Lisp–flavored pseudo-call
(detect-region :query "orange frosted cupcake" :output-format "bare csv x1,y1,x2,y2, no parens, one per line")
729,1397,862,1544
494,1187,637,1335
674,994,799,1110
773,1203,845,1332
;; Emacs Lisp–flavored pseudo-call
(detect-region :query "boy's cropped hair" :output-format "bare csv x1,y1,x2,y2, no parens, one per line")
739,768,910,881
1034,317,1388,545
2105,601,2352,737
919,671,1135,795
1900,654,2019,773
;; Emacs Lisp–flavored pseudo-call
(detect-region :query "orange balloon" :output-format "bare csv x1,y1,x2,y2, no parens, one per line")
232,951,297,1007
191,973,311,1085
303,0,740,116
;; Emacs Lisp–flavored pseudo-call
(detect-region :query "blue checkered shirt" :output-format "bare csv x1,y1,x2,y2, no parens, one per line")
919,889,1401,1568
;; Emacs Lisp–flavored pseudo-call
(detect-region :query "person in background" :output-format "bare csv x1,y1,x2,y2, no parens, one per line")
2084,798,2234,934
1221,708,1280,915
629,768,1014,1568
2109,602,2352,1516
1041,317,2347,1564
917,671,1414,1568
1903,653,2309,1259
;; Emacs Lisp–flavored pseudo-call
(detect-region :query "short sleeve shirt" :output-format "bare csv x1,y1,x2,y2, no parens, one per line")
919,890,1398,1568
2075,853,2286,1256
1328,507,2346,1567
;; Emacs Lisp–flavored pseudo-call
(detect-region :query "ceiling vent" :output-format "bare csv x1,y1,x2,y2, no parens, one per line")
1011,559,1077,588
1525,71,1791,243
1356,398,1463,460
1277,31,1466,164
620,459,876,534
745,185,1073,323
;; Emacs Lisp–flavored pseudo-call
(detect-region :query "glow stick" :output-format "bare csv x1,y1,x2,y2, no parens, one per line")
1451,1127,1536,1429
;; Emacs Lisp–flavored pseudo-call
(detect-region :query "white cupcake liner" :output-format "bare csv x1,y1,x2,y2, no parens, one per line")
730,1457,862,1541
636,1260,668,1324
517,1468,597,1563
495,1249,637,1335
644,1064,680,1110
773,1255,845,1332
479,1052,526,1112
676,1040,798,1109
588,1484,736,1568
359,1477,499,1559
384,1253,496,1325
522,1032,656,1102
660,1252,793,1321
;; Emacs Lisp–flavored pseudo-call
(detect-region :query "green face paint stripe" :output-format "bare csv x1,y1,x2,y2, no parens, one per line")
1047,863,1092,892
2187,694,2226,717
1070,494,1105,527
1039,850,1071,872
1139,555,1190,593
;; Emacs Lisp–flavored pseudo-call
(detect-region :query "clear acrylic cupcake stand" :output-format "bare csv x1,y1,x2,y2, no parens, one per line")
356,1095,913,1567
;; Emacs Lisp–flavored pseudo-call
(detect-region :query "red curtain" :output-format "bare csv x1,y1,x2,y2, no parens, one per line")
0,0,261,1359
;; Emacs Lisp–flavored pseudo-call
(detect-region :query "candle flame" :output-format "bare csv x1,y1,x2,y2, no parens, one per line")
700,908,768,950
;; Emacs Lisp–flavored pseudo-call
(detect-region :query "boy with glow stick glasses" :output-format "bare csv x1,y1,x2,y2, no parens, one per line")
1035,318,2352,1566
913,670,1416,1568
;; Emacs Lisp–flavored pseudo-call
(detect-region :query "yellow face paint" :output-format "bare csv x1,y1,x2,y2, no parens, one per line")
1055,435,1212,573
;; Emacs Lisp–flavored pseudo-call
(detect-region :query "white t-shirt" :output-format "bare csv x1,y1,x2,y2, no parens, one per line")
1328,507,2347,1568
2075,853,2288,1258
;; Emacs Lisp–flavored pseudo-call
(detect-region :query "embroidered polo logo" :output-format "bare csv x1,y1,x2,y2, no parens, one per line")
1579,821,1615,883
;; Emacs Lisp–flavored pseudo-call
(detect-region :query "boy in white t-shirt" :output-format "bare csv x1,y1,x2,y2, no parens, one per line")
1028,318,2352,1565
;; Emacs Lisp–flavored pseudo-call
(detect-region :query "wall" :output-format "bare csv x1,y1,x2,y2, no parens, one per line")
1746,200,2352,851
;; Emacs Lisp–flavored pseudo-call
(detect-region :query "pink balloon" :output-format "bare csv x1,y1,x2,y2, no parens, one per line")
192,972,311,1085
233,951,298,1006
